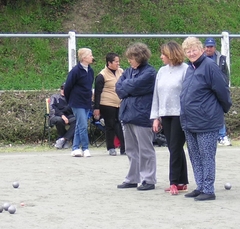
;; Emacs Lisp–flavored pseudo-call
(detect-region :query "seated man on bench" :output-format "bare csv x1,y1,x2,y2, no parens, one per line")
49,82,76,149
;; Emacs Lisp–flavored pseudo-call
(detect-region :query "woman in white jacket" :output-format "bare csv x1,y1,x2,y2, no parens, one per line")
150,41,188,195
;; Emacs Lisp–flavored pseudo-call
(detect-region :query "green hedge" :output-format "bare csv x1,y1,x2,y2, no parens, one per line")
0,88,240,144
0,90,58,144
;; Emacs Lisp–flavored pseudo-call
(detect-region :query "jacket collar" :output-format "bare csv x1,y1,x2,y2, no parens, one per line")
188,53,206,69
137,61,148,69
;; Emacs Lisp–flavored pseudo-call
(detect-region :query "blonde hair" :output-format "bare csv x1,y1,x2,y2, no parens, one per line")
182,37,203,53
125,42,151,64
77,48,92,62
161,41,185,66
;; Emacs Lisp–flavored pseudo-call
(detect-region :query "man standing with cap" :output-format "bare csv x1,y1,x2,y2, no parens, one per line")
204,37,231,146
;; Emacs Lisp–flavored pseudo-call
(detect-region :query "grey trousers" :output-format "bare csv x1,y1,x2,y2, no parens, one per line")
123,124,157,185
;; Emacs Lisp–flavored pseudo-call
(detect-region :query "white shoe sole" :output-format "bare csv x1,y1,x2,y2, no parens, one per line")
71,150,83,157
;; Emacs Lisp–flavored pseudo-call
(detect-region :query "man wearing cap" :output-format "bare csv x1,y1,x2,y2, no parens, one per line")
49,82,76,149
204,37,229,84
204,37,231,146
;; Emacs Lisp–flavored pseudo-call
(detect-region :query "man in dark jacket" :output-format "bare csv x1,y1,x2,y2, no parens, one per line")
49,82,76,149
204,37,231,146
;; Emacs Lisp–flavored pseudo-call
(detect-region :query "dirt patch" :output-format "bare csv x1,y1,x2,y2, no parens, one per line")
62,0,105,33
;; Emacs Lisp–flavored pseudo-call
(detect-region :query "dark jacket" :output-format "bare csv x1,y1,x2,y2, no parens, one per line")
49,94,73,119
115,62,156,127
180,54,232,132
64,62,94,109
212,50,229,84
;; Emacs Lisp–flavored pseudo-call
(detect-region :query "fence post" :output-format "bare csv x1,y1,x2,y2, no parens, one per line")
68,31,77,72
221,31,230,80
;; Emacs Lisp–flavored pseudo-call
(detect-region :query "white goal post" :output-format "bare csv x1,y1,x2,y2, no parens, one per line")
0,31,235,83
68,31,231,75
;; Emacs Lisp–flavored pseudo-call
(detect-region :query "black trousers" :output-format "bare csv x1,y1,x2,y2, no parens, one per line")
161,116,188,185
50,115,76,141
100,105,125,153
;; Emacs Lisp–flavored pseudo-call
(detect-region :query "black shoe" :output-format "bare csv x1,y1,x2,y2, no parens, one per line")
185,190,201,198
117,182,138,189
120,152,126,155
194,193,216,201
137,181,155,191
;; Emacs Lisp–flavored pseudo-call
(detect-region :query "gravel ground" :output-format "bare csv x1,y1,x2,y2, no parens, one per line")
0,145,239,229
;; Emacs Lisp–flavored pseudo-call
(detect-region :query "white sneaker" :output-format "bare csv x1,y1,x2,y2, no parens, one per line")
83,149,91,157
71,149,83,157
109,148,117,156
54,138,65,149
222,136,232,146
218,136,232,146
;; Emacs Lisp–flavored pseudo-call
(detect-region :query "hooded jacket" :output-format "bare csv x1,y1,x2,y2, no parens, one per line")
180,54,232,132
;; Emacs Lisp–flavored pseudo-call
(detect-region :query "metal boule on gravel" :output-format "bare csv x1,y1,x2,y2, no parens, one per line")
8,205,16,214
224,182,232,190
12,181,19,188
3,202,11,211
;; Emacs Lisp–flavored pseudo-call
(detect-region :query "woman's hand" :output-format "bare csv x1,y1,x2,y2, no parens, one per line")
152,118,162,133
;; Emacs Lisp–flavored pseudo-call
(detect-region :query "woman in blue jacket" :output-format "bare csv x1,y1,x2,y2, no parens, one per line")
180,37,232,201
64,48,94,158
116,42,157,191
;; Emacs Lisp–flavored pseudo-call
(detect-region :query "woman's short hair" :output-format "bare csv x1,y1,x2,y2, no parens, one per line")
182,37,203,53
160,41,185,66
125,42,151,64
78,48,92,62
106,52,119,66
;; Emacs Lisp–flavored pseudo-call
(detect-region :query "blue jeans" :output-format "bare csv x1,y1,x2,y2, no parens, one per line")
71,107,90,151
219,124,226,139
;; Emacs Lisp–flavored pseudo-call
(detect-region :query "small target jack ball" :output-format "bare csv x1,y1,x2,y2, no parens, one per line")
8,205,16,214
224,183,232,190
0,205,3,213
12,181,19,188
3,202,11,211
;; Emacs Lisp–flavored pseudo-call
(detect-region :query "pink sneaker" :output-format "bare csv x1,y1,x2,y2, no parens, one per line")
165,184,187,194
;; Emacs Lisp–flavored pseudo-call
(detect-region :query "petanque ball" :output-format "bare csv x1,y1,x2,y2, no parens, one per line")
224,183,232,190
8,205,16,214
12,181,19,188
0,205,3,213
3,202,11,211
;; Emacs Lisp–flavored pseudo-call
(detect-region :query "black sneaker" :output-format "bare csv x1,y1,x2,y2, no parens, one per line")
185,190,201,198
117,182,138,189
194,193,216,201
137,181,155,191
